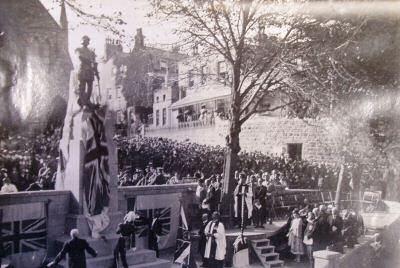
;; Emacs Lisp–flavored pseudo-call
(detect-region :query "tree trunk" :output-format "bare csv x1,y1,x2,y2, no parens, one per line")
221,62,242,226
221,105,241,227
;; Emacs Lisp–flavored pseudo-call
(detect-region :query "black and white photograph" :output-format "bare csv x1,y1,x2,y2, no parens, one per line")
1,0,400,267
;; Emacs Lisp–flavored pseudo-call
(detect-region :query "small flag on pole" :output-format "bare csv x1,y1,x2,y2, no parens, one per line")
173,206,191,266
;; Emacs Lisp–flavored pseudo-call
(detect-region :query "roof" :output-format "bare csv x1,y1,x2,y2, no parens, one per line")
171,81,231,109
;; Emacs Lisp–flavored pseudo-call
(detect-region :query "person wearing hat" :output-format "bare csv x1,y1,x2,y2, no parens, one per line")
75,35,99,108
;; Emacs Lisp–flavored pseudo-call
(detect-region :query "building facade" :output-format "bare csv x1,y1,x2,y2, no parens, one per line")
99,29,184,132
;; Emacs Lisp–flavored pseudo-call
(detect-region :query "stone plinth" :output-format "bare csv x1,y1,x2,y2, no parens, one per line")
56,105,122,238
313,250,341,268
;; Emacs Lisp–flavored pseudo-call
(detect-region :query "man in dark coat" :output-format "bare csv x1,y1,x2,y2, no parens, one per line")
198,213,210,267
112,220,136,268
327,207,344,253
148,212,162,257
253,179,267,227
48,229,97,268
312,205,330,251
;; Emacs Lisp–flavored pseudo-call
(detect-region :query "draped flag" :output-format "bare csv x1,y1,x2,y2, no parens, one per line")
82,107,110,216
133,194,180,249
173,206,191,266
135,207,171,238
0,202,48,267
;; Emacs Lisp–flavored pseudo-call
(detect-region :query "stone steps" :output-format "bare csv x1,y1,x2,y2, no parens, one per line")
262,259,284,268
253,238,271,247
57,249,159,268
250,238,284,268
130,259,171,268
258,245,275,254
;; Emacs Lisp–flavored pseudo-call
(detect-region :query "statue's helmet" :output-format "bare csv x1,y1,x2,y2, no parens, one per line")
81,35,90,44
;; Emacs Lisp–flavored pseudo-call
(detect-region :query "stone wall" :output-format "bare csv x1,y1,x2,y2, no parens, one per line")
145,116,338,162
0,190,71,257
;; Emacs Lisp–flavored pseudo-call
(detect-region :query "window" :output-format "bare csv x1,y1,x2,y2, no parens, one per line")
200,65,206,84
217,61,227,81
188,70,194,87
162,108,166,125
163,94,166,102
160,60,167,72
156,96,159,103
156,110,160,126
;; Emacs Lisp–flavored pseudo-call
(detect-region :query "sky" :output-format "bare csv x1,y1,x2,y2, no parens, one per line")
40,0,179,58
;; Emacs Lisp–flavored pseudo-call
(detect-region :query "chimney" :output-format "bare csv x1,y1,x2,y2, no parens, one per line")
134,28,145,50
104,38,123,61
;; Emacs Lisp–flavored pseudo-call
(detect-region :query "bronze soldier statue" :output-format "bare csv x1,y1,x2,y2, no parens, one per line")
75,35,99,108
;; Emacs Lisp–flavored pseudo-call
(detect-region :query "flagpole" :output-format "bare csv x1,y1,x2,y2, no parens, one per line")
241,184,245,236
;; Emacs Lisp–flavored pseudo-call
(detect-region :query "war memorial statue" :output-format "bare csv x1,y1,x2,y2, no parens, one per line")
75,35,100,109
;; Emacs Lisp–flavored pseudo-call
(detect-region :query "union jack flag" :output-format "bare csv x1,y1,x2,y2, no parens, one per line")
83,107,110,216
135,208,171,237
1,218,47,255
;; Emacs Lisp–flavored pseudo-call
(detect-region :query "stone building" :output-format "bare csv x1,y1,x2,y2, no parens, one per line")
145,53,329,161
99,29,185,131
0,0,72,131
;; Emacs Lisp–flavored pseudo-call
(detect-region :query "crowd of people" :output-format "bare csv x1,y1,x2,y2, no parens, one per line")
285,203,364,265
115,136,348,191
0,126,60,193
0,133,357,193
192,169,365,266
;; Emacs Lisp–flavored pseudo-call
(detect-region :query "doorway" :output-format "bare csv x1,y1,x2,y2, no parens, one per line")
287,143,303,160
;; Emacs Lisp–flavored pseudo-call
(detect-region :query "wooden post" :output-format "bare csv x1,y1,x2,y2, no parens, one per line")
334,164,345,210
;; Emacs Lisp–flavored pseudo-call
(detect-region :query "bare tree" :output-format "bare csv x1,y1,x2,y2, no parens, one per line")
150,0,368,213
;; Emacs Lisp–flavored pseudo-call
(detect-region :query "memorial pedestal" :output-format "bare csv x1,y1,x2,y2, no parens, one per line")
313,250,341,268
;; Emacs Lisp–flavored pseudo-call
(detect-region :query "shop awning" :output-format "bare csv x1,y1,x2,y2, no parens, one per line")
171,82,231,109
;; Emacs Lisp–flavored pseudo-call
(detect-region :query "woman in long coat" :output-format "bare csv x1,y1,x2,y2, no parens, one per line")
287,209,304,262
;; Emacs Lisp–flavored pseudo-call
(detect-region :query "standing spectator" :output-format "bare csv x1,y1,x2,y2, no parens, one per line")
303,212,316,265
328,207,344,253
313,205,330,251
148,211,162,258
253,178,266,227
47,229,97,268
265,180,275,225
287,209,304,262
198,213,210,267
203,212,226,268
195,179,207,210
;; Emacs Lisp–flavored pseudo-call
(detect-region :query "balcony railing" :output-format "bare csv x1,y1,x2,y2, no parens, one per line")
177,117,215,128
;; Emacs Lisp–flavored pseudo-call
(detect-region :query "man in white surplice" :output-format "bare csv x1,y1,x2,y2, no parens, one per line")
204,212,226,268
234,173,253,228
